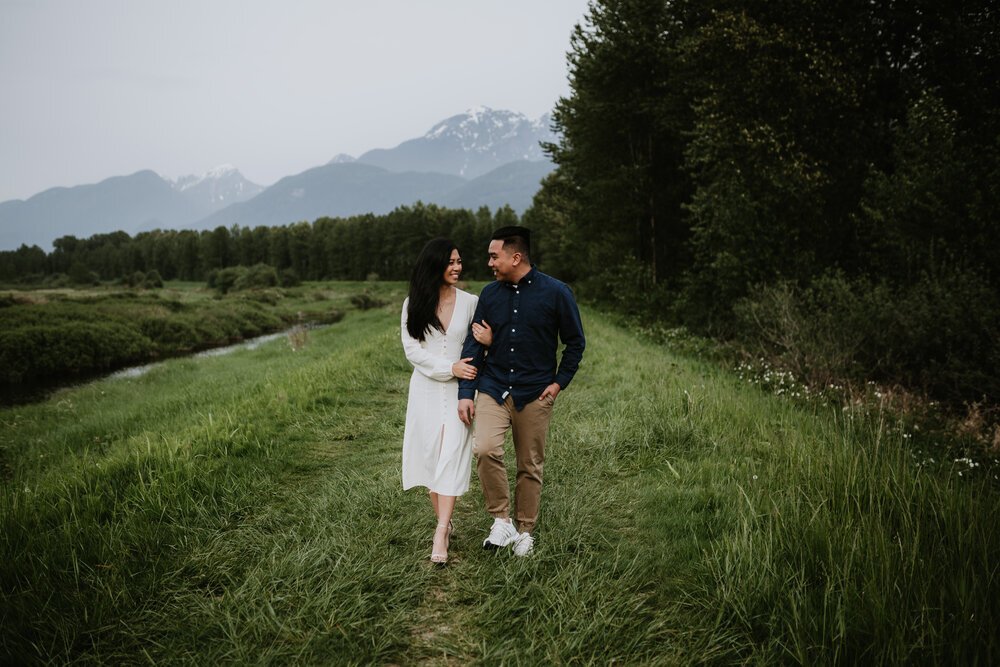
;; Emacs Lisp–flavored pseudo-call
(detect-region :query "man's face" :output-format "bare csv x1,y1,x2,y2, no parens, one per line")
488,239,515,282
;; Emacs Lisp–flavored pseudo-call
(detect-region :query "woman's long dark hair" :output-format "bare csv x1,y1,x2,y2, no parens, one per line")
407,237,458,341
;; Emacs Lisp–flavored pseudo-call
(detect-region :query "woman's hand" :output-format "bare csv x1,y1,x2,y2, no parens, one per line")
471,320,493,347
452,357,477,380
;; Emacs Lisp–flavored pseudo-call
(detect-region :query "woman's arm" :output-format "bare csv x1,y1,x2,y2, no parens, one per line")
401,300,455,381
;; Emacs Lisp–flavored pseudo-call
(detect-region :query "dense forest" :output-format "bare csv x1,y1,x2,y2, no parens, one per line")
526,0,1000,410
2,0,997,414
0,203,518,285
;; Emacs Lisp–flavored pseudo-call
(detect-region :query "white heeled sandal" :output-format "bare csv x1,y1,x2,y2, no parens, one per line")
430,522,451,564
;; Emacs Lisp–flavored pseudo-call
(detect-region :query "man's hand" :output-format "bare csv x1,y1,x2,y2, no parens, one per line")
538,383,561,403
458,398,476,426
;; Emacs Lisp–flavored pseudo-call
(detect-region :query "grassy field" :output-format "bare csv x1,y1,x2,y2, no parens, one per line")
2,285,998,664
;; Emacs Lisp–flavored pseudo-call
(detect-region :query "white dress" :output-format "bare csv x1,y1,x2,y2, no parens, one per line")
400,289,478,495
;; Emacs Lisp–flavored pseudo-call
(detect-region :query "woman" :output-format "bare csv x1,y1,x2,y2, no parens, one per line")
401,238,490,564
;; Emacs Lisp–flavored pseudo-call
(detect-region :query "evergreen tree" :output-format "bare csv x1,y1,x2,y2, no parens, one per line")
548,0,691,287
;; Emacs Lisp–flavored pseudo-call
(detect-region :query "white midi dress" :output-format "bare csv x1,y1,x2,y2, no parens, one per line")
400,289,478,495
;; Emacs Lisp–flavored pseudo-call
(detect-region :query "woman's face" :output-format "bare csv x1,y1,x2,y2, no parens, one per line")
442,248,462,285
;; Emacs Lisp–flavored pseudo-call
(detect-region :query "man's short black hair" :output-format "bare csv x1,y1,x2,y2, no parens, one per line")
491,226,531,258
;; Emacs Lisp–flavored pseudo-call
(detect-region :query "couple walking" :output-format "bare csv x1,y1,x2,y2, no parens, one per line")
400,226,586,564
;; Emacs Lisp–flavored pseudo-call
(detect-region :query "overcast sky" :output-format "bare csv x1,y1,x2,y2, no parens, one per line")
0,0,590,202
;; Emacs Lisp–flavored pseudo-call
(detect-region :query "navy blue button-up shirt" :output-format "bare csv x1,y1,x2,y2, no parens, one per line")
458,266,585,410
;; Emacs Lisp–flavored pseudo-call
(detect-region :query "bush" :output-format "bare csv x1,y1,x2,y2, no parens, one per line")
350,292,388,310
190,311,243,343
872,270,1000,403
241,290,281,306
126,271,147,288
68,262,99,286
733,272,876,386
234,264,278,291
212,267,244,294
0,291,291,386
143,270,164,289
138,317,200,352
733,269,1000,406
576,256,674,322
280,268,301,287
0,323,153,383
17,273,45,285
43,273,71,288
210,264,281,294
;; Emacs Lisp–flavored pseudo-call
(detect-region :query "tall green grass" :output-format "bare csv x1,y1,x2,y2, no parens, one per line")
2,293,997,664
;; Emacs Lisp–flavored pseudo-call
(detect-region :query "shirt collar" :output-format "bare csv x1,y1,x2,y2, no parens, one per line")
506,265,537,288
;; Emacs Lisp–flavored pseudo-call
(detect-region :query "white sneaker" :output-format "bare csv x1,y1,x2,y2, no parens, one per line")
482,518,518,550
512,532,535,557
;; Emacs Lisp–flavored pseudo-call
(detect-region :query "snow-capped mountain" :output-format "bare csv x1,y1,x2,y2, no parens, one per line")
0,108,558,250
424,107,554,162
188,159,554,233
356,107,556,178
170,164,263,212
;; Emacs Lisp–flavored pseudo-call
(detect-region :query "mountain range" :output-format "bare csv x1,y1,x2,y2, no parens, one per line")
0,107,557,250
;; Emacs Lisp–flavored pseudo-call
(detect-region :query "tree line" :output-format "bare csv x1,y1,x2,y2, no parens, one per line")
522,0,999,408
0,203,519,285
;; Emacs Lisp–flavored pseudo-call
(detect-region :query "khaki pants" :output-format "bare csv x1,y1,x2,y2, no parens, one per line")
473,393,554,534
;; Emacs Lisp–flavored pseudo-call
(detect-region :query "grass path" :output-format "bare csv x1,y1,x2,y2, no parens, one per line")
2,300,998,664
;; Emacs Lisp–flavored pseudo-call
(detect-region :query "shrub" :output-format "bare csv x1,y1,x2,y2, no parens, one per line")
17,273,45,285
280,268,301,287
0,291,291,386
234,264,278,291
350,292,388,310
733,272,877,386
143,270,164,289
871,270,1000,403
576,256,674,322
128,271,147,287
43,273,71,288
138,317,200,352
733,269,1000,407
0,323,153,383
212,267,244,294
210,264,281,294
241,290,281,306
68,262,99,286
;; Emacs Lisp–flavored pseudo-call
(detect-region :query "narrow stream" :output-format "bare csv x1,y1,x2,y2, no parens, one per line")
2,325,314,407
108,329,292,380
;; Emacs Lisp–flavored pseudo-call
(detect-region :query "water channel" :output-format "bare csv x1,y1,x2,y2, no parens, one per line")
2,325,312,407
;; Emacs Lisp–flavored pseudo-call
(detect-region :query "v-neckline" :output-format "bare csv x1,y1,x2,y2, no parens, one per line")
438,288,457,333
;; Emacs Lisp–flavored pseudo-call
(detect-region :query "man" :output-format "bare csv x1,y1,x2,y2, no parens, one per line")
458,226,585,556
